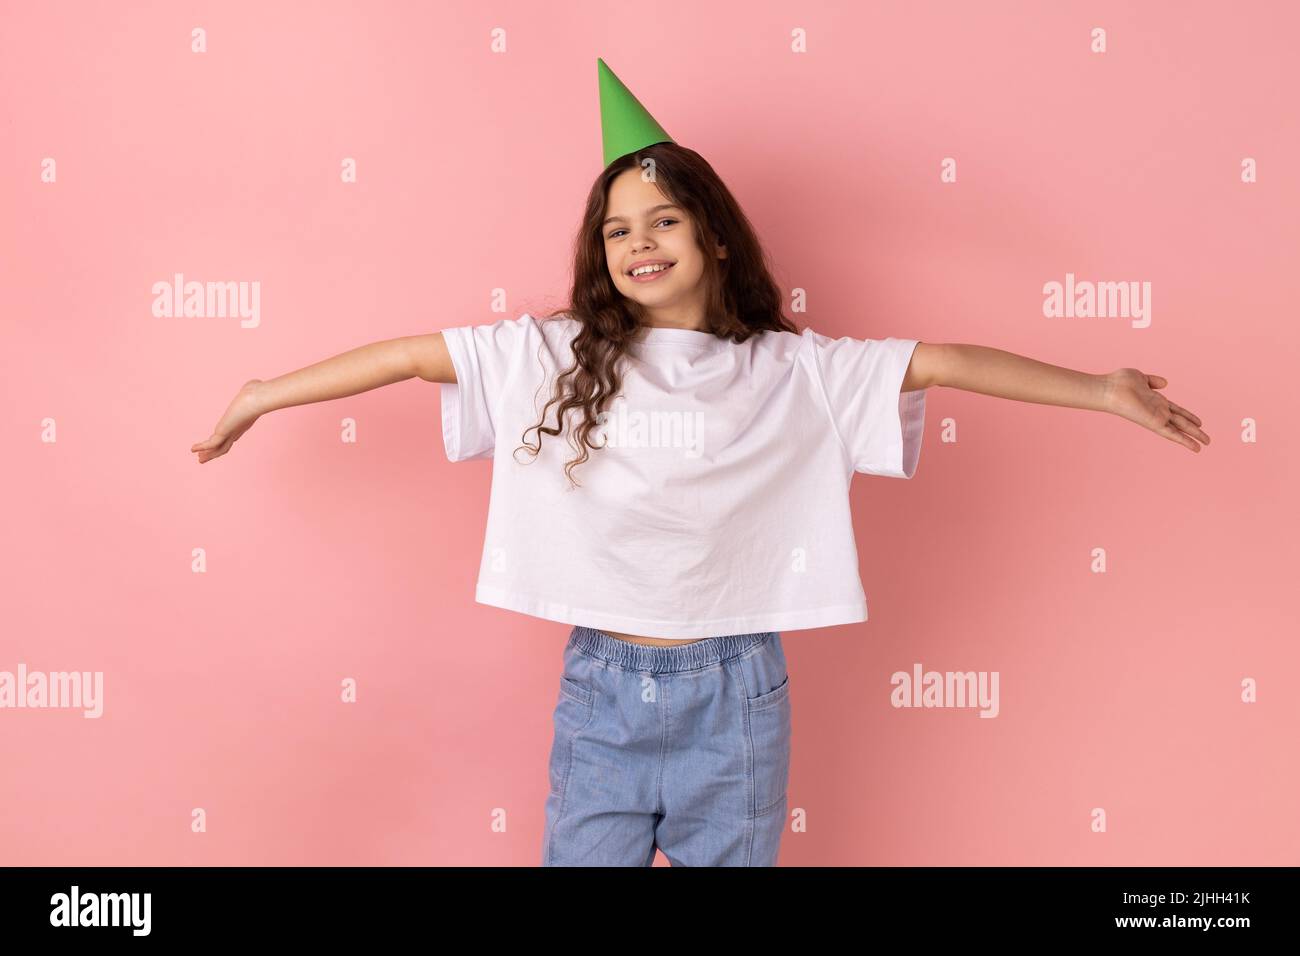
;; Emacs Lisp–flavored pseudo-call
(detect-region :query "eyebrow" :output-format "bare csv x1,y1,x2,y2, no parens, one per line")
602,204,681,227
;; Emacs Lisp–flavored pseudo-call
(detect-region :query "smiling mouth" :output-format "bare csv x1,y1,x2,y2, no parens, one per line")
627,262,676,278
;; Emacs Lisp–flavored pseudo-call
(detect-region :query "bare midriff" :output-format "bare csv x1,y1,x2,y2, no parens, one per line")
598,629,707,646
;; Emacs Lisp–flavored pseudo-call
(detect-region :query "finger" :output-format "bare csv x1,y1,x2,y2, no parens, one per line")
1169,411,1210,446
198,439,230,463
1166,399,1202,429
1147,374,1168,389
1156,420,1199,452
1171,420,1206,450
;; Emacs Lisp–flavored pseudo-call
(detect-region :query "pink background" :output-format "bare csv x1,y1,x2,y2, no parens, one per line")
3,0,1297,866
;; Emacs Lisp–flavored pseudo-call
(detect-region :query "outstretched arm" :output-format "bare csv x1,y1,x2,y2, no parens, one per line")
902,342,1210,453
190,333,458,463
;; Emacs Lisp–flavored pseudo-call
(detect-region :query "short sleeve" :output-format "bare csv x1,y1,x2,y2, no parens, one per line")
438,313,537,462
806,330,927,478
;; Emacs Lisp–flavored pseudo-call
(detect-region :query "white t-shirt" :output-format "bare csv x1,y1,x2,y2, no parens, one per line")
438,312,926,639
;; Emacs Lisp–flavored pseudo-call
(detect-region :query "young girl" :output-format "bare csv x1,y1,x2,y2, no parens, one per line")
191,63,1208,868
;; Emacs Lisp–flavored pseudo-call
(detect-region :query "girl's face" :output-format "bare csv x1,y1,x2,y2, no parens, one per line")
602,168,726,315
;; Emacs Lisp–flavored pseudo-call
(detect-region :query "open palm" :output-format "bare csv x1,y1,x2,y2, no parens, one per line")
1105,368,1209,453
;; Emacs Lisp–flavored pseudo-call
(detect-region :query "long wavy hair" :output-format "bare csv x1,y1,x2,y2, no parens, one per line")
516,142,798,487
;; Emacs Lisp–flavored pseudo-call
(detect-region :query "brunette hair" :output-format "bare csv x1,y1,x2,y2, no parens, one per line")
517,141,798,487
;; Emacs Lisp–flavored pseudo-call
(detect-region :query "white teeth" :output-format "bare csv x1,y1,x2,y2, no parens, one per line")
631,263,672,276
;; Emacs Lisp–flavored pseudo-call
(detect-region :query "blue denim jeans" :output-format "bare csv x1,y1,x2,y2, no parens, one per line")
542,625,791,866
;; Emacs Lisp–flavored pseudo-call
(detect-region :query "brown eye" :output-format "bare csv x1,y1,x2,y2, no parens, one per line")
607,219,676,240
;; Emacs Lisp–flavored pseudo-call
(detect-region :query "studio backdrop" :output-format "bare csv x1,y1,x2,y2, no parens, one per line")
2,0,1296,866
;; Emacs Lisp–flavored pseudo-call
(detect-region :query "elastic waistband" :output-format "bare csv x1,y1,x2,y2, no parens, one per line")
568,626,776,673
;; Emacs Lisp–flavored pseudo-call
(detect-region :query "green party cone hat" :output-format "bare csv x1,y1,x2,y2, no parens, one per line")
598,57,675,167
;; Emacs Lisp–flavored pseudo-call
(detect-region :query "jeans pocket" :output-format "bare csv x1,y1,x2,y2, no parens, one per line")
549,677,595,796
745,673,791,818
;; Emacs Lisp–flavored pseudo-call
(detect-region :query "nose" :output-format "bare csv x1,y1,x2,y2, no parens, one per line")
629,228,656,254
